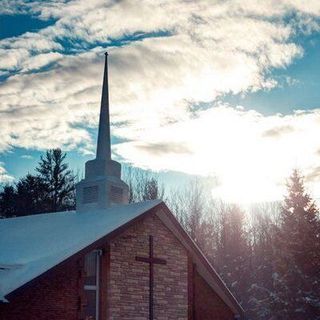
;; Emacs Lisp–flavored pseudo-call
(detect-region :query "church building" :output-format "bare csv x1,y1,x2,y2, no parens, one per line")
0,53,244,320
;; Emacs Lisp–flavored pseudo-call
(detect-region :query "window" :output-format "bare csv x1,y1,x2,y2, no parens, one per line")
83,186,99,204
84,250,101,320
110,185,123,204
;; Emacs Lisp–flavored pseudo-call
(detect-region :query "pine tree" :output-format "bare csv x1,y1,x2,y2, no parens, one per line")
0,185,18,217
15,174,48,215
267,169,320,319
36,149,76,212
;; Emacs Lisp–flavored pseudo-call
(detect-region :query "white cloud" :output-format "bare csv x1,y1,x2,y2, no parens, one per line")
114,105,320,203
0,163,14,184
20,155,33,159
1,0,320,201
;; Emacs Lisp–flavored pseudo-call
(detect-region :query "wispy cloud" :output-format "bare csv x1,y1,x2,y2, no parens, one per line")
1,0,320,201
0,163,14,184
114,105,320,203
20,154,33,159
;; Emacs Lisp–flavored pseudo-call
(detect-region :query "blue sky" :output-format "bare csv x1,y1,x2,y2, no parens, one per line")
222,33,320,115
0,14,55,40
1,0,320,203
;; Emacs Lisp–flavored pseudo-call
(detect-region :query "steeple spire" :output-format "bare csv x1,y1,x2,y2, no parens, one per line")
76,52,129,211
96,52,111,160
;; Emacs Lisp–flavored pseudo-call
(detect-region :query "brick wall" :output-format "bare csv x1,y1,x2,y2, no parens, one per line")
0,211,239,320
108,212,189,320
194,270,235,320
0,257,81,320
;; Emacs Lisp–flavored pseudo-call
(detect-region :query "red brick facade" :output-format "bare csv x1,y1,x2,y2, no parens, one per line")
108,213,189,319
0,212,237,320
1,257,80,320
194,270,235,320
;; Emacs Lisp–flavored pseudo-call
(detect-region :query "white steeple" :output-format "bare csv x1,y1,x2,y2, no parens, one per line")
76,52,129,211
96,52,111,160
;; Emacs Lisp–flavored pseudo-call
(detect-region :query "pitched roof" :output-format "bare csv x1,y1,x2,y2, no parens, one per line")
0,200,161,302
0,199,244,317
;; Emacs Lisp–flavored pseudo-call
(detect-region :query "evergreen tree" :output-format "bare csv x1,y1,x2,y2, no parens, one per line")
36,149,76,212
15,174,48,215
0,185,18,217
267,169,320,319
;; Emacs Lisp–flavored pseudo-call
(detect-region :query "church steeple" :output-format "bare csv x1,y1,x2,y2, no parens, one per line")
96,52,111,160
76,52,129,212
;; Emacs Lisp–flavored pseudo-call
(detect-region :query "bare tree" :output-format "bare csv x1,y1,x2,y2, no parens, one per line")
123,166,165,203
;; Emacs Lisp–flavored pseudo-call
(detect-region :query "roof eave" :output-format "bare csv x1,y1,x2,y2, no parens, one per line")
4,203,161,301
4,200,244,318
155,202,245,317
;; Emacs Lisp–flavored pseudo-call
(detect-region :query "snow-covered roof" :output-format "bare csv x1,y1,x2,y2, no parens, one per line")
0,199,161,301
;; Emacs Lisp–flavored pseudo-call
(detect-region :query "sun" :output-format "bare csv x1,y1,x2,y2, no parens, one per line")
211,168,285,205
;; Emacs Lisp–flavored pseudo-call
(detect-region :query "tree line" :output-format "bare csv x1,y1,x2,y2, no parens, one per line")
1,149,320,319
0,149,76,216
166,170,320,319
125,166,320,319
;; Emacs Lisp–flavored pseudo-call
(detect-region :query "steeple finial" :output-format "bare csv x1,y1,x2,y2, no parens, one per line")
96,51,111,160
